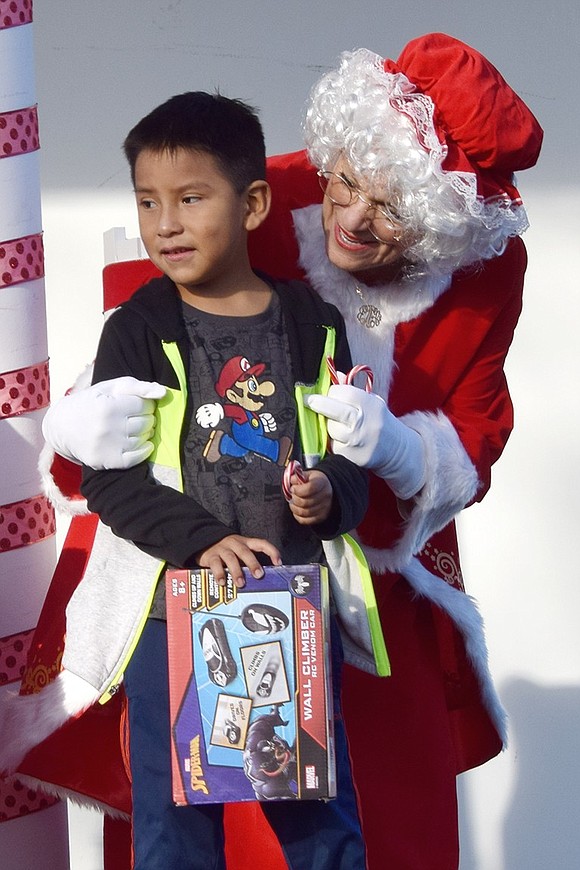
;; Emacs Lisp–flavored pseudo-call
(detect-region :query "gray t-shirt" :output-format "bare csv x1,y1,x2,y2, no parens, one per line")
149,292,322,619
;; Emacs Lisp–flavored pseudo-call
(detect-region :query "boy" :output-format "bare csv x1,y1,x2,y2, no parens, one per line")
78,92,368,868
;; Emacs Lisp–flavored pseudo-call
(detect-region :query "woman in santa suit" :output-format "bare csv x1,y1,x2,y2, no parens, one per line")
5,33,542,869
247,36,541,867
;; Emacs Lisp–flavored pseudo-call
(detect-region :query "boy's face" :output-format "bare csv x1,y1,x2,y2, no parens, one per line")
134,147,256,302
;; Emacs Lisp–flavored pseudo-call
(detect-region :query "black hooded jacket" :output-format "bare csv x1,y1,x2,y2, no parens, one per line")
81,274,368,567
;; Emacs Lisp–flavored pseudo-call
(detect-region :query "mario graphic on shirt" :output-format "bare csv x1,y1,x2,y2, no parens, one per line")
196,355,292,466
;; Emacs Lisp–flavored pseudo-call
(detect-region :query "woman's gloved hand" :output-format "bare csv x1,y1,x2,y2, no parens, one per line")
305,383,426,500
42,377,166,469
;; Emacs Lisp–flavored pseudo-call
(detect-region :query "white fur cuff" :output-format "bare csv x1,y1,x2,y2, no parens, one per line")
0,670,100,775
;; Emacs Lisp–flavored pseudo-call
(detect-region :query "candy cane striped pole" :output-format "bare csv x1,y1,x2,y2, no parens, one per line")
0,3,70,866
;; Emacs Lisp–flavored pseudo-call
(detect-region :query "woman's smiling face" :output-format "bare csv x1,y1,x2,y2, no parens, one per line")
321,157,409,284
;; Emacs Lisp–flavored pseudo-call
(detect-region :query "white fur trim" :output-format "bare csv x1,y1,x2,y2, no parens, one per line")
38,440,90,517
13,773,130,820
294,205,453,323
294,205,451,400
401,557,508,744
360,411,479,574
68,363,95,393
0,670,100,775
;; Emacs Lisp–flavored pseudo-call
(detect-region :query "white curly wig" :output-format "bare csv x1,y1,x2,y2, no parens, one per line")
303,49,529,277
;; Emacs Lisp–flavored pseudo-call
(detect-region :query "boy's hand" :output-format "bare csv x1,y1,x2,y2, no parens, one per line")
196,535,282,588
287,469,332,525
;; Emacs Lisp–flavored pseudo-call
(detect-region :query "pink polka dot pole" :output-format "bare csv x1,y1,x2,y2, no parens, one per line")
0,627,32,686
0,360,50,418
0,233,44,288
0,106,39,158
0,494,55,553
0,5,66,849
0,0,32,31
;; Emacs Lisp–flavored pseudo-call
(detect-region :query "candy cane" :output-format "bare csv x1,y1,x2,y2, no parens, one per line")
282,359,375,499
345,364,374,392
282,459,308,502
326,356,374,392
325,355,340,385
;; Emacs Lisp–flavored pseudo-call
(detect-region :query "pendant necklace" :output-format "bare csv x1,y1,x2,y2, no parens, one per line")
354,285,382,328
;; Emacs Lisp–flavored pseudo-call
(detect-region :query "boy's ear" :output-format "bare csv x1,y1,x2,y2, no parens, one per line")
244,180,271,231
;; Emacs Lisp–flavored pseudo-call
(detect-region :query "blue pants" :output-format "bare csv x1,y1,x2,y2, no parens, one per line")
124,617,366,870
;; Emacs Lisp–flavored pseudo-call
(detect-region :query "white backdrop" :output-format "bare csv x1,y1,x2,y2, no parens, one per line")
32,3,579,868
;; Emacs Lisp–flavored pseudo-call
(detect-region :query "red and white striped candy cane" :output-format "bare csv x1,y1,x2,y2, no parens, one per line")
282,459,308,501
282,358,375,500
326,356,374,392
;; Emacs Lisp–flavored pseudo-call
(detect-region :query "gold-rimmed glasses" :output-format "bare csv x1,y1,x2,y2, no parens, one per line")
318,170,404,243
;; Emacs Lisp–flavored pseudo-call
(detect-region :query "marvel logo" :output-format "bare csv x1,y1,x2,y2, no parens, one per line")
305,765,319,789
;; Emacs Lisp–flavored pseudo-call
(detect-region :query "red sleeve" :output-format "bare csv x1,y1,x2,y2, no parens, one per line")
50,451,83,499
391,237,527,500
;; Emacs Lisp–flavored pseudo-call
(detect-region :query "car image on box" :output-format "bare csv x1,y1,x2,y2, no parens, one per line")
223,718,242,745
198,618,238,687
256,670,276,698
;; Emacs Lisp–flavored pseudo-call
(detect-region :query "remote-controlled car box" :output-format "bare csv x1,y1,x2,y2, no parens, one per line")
165,564,335,805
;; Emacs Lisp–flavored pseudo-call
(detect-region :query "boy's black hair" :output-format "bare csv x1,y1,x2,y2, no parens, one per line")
123,91,266,192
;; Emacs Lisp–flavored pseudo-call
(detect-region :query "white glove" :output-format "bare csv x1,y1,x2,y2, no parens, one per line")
259,412,277,433
305,383,426,500
195,402,224,428
42,377,167,469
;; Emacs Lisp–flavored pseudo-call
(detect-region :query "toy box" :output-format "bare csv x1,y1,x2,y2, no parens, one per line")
165,564,336,805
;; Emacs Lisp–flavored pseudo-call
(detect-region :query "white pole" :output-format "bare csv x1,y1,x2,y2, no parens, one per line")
0,4,69,866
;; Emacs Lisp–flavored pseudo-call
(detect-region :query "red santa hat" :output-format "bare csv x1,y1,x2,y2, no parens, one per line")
304,34,543,266
383,32,543,206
